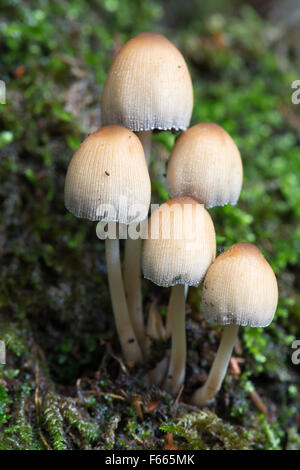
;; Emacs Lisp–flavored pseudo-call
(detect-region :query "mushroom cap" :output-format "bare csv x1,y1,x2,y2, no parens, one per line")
167,123,243,208
101,33,193,132
64,125,151,223
142,197,216,287
202,242,278,327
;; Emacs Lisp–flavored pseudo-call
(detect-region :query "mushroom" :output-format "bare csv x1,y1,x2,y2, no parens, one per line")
101,33,194,344
191,242,278,407
142,197,216,394
167,123,243,208
101,32,193,155
64,125,151,363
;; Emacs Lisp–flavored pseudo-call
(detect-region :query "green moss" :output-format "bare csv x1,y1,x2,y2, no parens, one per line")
1,322,27,358
287,427,300,450
102,414,121,450
41,394,68,450
161,410,260,450
0,384,43,450
0,383,12,427
59,397,99,446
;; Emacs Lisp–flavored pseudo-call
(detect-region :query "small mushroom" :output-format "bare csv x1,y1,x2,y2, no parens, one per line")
142,197,216,394
167,123,243,208
191,242,278,407
101,33,194,346
64,125,151,363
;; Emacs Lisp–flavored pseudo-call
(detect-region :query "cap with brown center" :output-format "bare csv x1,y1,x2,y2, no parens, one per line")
167,123,243,208
142,197,216,288
202,242,278,327
101,33,193,132
64,125,151,223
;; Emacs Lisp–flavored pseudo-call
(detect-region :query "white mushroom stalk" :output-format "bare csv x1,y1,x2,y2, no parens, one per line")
191,324,239,407
106,234,143,363
163,284,186,393
145,303,169,386
124,235,145,352
136,131,152,164
166,284,189,339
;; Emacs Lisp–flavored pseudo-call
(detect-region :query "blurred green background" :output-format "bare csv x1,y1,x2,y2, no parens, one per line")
0,0,300,450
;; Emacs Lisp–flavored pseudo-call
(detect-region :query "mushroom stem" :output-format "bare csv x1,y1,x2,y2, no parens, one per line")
145,303,169,386
163,284,186,395
123,130,152,353
191,324,239,407
136,130,152,164
124,235,145,352
166,285,189,339
105,235,143,363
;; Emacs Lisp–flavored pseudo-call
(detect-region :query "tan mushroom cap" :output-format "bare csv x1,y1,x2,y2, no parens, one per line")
167,123,243,208
142,197,216,287
101,33,193,132
202,242,278,327
64,125,151,223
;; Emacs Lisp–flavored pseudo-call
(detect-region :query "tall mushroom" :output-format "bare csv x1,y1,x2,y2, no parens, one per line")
101,33,194,349
167,123,243,208
191,242,278,407
64,125,151,364
142,197,216,394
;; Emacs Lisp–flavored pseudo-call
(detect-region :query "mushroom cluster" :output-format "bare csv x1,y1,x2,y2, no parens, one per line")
64,32,278,406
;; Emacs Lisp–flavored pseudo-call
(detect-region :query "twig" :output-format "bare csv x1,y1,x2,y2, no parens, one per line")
249,389,271,423
172,384,184,411
97,391,126,401
110,351,129,375
133,395,144,421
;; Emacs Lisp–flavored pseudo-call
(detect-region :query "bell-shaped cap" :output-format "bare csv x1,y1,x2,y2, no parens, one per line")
101,33,193,132
142,197,216,287
202,242,278,327
64,125,151,223
167,123,243,208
